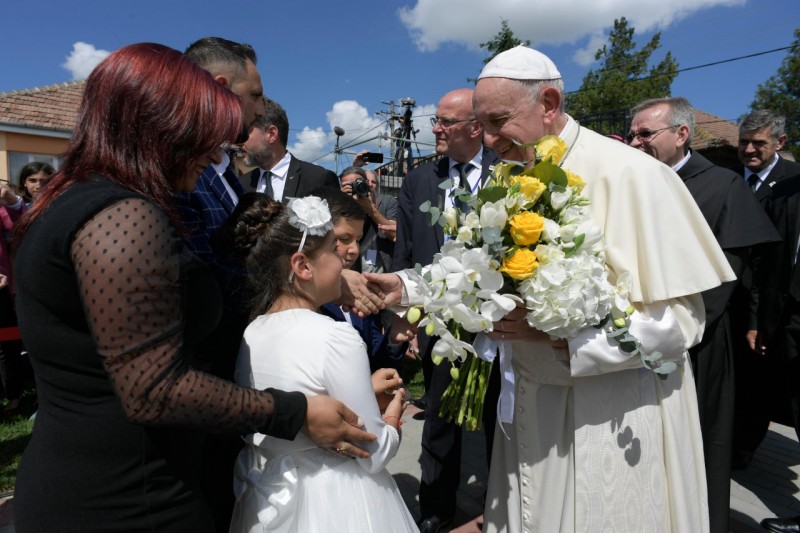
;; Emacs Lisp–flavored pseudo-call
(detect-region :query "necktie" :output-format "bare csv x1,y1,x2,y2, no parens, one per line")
262,169,274,199
747,173,760,192
453,163,474,211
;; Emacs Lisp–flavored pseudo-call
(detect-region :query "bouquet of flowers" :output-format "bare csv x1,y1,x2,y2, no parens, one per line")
405,136,676,430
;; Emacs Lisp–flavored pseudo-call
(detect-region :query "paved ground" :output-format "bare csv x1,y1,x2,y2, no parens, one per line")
1,407,799,532
386,405,800,532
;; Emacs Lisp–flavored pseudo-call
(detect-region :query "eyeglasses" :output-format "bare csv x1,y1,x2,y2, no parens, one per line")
626,125,676,144
430,116,475,128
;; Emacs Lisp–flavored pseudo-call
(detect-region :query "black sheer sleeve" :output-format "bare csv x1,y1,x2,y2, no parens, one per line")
71,197,305,439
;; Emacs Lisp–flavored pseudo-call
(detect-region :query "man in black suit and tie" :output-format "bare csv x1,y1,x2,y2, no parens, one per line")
243,97,339,201
741,113,800,533
394,88,500,532
733,111,800,476
739,109,800,206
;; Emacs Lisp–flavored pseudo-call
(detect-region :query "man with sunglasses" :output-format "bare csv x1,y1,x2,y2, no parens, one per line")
630,96,778,533
394,88,500,532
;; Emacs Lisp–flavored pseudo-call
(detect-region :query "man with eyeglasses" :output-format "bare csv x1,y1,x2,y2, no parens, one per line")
630,96,778,533
394,88,500,533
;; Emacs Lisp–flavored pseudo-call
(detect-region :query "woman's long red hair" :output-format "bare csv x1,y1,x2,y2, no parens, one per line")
16,42,243,238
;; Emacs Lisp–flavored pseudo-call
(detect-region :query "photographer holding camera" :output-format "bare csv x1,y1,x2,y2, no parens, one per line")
340,164,397,273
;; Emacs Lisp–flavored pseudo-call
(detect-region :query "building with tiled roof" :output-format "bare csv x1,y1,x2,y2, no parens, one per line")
692,109,741,169
0,81,84,184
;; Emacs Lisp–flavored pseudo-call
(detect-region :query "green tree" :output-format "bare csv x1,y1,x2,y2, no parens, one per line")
469,20,530,83
566,17,678,135
750,28,800,160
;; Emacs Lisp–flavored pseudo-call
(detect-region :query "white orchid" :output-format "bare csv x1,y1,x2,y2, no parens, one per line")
479,200,508,230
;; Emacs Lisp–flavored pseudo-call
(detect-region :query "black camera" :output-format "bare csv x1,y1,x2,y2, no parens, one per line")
352,177,371,197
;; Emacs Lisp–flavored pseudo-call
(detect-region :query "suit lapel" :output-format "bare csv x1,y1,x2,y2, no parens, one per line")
209,170,237,213
480,147,501,186
788,190,800,268
431,159,450,249
283,155,301,199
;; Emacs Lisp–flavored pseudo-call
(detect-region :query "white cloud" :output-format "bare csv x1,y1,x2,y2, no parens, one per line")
289,100,439,166
61,42,111,80
398,0,744,63
572,32,607,67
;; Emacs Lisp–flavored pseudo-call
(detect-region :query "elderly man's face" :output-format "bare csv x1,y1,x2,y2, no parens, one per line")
474,77,544,165
629,103,684,168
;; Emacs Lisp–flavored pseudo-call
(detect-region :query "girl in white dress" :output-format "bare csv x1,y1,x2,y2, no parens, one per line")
227,194,418,533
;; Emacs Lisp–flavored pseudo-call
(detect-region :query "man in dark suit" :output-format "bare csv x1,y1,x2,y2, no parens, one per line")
394,88,500,533
243,97,339,200
733,110,800,477
739,110,800,206
629,97,779,533
742,114,800,533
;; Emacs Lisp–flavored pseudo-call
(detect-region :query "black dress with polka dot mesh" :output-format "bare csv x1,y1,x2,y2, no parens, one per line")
12,176,303,532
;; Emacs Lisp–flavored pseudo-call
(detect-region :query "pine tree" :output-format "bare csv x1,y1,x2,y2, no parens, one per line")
469,20,530,83
566,18,678,135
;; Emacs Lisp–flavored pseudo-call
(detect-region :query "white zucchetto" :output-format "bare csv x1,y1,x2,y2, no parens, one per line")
478,45,561,81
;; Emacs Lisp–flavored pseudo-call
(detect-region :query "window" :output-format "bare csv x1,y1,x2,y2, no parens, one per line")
8,152,61,185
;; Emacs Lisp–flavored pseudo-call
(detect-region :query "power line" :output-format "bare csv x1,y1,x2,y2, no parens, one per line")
567,44,796,96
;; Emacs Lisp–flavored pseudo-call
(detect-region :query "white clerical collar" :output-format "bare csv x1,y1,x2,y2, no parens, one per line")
557,115,576,141
672,150,692,173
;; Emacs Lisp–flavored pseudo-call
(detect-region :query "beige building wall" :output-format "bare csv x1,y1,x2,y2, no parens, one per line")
0,131,69,184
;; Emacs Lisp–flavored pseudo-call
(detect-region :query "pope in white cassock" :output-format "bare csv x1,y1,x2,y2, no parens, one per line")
382,46,735,533
472,46,734,533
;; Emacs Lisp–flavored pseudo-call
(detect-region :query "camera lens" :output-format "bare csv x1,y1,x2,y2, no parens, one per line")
353,178,370,197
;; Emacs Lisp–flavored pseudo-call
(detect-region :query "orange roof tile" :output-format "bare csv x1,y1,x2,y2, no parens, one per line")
0,81,84,133
693,109,739,150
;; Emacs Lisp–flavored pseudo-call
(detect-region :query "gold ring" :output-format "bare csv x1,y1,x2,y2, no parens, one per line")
336,442,349,453
359,295,369,305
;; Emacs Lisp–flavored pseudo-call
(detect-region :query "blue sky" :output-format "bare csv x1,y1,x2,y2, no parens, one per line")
1,0,797,170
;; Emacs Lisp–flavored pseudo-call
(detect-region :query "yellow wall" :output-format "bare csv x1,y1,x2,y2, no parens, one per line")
0,131,69,184
4,132,67,154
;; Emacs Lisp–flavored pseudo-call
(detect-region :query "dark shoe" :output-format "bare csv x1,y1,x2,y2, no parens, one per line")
418,516,452,533
410,397,428,410
761,516,800,533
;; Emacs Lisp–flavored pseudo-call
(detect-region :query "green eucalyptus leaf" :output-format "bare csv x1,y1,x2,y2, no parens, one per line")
533,159,568,188
420,200,431,213
478,186,508,204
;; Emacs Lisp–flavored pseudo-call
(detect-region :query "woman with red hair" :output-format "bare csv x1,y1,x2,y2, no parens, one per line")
12,43,373,532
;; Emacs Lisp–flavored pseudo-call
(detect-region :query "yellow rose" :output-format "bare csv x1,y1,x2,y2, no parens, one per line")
565,169,586,193
536,136,567,163
510,175,546,204
508,212,545,246
499,248,538,280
